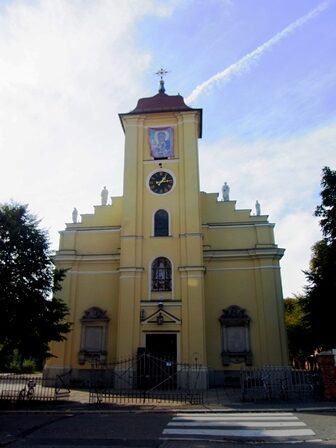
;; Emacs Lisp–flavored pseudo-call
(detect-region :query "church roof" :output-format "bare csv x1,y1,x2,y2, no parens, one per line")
119,81,202,137
131,92,193,114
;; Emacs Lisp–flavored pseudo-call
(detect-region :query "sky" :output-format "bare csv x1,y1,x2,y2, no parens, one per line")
1,0,335,298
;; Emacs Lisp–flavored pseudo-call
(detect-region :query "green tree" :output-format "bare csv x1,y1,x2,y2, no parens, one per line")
284,296,312,366
315,166,336,242
0,203,71,370
302,167,336,351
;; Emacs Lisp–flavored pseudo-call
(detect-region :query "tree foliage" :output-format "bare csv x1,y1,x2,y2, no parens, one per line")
0,203,71,370
284,296,312,364
315,166,336,242
302,167,336,351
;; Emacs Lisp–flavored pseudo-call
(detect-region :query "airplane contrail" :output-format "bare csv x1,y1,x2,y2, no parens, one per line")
186,1,332,104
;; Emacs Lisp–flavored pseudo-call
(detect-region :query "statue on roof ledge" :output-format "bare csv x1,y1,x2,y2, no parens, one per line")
72,207,78,223
255,200,261,216
101,186,109,206
222,182,230,201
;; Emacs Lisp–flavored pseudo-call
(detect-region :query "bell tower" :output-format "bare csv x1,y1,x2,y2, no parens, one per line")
117,74,206,366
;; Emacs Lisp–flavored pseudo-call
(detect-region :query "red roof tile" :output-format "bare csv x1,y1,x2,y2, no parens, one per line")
119,90,202,137
131,92,193,113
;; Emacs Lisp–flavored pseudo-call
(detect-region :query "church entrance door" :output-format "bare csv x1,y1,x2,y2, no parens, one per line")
146,333,177,359
137,333,177,390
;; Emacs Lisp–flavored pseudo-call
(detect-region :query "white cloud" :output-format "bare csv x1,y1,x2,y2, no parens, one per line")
199,122,336,296
0,0,178,248
276,211,320,297
186,0,332,104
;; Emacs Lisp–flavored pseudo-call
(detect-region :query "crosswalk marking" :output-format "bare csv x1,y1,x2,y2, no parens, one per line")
163,428,316,437
174,412,294,416
173,415,299,421
168,421,307,427
161,412,316,441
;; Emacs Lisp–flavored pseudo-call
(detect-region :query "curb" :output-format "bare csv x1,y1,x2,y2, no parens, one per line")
1,403,336,414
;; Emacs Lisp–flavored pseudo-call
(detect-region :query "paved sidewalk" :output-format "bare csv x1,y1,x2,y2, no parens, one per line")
68,387,336,411
2,387,335,413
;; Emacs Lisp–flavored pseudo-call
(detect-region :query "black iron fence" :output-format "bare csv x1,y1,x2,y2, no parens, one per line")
241,366,321,401
89,353,205,404
0,372,71,403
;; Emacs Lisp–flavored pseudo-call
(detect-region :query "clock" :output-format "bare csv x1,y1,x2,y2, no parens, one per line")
149,171,174,194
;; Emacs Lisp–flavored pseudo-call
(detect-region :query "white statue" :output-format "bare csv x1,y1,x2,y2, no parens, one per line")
72,207,78,223
101,186,108,206
255,200,261,216
222,182,230,201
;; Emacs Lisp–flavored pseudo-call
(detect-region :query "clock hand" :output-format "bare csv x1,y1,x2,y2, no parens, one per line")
157,174,167,186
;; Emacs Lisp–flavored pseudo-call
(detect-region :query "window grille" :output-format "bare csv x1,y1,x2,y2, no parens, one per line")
151,257,172,291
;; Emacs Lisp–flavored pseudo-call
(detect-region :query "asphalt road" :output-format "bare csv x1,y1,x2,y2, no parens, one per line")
1,410,336,447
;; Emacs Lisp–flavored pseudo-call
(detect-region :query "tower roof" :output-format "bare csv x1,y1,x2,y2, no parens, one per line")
130,91,193,114
119,82,202,137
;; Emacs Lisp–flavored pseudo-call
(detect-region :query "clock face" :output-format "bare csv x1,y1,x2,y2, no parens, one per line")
149,171,174,194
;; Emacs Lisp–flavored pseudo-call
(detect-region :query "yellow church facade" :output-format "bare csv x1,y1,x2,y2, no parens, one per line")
44,81,288,386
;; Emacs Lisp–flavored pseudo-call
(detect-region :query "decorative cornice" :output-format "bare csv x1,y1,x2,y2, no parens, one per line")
206,265,281,272
120,235,144,239
203,247,285,261
55,253,120,263
178,266,206,272
68,269,119,275
202,222,274,229
143,158,179,165
179,233,202,238
140,300,182,306
119,267,144,273
63,226,121,233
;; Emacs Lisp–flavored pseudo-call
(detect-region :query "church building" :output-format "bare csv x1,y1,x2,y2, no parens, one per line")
44,77,288,387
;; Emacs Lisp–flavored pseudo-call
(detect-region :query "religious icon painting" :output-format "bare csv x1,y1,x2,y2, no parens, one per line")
149,127,174,159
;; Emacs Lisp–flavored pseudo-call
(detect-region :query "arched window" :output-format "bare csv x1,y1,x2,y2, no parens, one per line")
151,257,172,291
154,209,169,236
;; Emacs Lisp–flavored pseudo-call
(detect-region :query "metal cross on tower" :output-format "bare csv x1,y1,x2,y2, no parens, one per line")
155,68,169,93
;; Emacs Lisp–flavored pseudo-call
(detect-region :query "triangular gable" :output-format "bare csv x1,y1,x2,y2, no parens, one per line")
142,308,181,325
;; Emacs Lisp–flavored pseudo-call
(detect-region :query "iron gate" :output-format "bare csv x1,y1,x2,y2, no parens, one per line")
241,366,321,401
89,352,205,404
